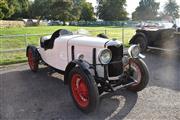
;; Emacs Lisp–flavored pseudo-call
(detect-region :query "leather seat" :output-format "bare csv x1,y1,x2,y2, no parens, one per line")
40,29,72,50
40,35,51,49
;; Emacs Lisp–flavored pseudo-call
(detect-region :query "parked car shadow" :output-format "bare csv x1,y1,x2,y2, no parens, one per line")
144,50,180,91
0,66,138,120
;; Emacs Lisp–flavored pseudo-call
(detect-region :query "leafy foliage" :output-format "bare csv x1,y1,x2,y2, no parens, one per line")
0,0,15,19
97,0,128,21
132,0,159,20
50,0,74,24
164,0,179,19
0,0,29,19
30,0,95,25
29,0,51,20
80,2,96,21
11,0,29,19
0,0,8,19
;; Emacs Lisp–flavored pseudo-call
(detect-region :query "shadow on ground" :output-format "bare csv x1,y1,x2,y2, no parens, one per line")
1,50,180,120
0,67,137,120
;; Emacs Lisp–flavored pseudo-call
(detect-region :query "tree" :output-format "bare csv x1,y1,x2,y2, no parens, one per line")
0,0,29,19
0,0,16,19
97,0,128,21
72,0,83,21
30,0,82,25
10,0,30,19
29,0,53,24
80,2,96,21
132,0,159,20
0,0,9,19
164,0,179,19
29,0,96,25
50,0,74,25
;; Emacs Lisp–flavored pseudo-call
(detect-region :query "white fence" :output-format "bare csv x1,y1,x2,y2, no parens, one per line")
0,33,50,53
0,29,127,54
1,29,125,64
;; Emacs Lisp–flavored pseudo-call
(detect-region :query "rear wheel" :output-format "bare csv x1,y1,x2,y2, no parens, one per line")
126,59,149,92
27,48,39,72
69,67,99,113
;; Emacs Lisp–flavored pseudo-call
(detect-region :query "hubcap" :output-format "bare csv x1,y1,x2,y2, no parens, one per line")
130,61,142,86
71,74,89,108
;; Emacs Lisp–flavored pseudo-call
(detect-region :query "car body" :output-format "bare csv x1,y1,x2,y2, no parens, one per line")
130,22,180,52
48,20,62,26
26,29,149,113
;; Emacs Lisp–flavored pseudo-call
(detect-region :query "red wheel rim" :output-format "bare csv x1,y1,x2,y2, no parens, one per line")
130,61,142,86
71,74,89,108
28,49,35,70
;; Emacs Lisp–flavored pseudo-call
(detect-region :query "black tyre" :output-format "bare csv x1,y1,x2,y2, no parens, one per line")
68,67,99,113
27,47,39,72
134,36,147,53
126,59,149,92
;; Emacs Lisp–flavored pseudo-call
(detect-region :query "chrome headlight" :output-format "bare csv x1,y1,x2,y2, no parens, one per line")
98,49,112,64
128,45,140,58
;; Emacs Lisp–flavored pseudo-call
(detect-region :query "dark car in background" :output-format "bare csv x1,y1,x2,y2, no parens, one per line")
129,21,180,52
48,21,62,26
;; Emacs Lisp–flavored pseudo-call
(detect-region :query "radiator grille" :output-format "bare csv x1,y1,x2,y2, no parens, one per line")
108,45,123,77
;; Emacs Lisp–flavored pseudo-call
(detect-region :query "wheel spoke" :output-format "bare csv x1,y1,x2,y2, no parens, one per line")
71,73,89,108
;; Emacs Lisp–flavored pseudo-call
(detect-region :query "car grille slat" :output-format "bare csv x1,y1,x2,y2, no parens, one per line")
108,45,123,77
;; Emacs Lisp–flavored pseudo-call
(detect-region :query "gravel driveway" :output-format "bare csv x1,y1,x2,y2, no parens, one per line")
0,50,180,120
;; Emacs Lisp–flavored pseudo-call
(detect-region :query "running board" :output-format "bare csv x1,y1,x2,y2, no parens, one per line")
113,80,137,91
147,46,179,52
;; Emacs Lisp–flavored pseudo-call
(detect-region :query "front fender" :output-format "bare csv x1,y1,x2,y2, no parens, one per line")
26,45,40,60
64,59,95,84
129,32,147,44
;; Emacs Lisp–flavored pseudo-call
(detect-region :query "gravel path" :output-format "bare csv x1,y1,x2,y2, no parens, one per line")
0,51,180,120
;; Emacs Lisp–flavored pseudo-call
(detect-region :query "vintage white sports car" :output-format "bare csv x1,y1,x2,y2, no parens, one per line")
26,29,149,113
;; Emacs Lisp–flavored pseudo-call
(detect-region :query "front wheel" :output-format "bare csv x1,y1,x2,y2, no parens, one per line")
68,67,99,113
134,36,147,53
27,47,39,72
126,59,149,92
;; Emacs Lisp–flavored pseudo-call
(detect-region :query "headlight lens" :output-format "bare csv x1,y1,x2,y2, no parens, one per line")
128,45,140,58
99,49,112,64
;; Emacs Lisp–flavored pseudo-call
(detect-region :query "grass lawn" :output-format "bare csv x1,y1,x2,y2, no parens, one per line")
0,26,136,65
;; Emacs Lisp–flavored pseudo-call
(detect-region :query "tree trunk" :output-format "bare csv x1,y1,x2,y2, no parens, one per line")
63,21,66,26
36,16,42,25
